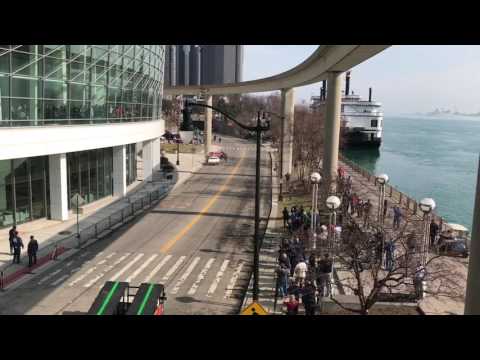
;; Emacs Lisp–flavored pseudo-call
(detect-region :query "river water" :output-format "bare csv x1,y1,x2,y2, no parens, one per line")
343,115,480,230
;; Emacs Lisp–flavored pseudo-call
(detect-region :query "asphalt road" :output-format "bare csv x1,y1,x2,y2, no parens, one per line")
0,137,272,315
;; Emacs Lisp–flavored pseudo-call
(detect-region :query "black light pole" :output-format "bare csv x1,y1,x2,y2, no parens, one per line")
263,111,285,201
185,101,269,302
176,112,180,166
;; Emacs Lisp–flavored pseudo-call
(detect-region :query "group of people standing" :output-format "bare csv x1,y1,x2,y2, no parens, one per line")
276,231,334,315
8,226,39,267
282,205,312,234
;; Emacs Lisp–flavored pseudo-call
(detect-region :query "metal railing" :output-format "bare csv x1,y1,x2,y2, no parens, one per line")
339,153,446,231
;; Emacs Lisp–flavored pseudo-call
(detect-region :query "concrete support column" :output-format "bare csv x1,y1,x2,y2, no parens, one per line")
281,88,295,176
204,95,213,158
465,155,480,314
143,137,161,181
113,145,127,197
48,153,69,221
322,71,342,194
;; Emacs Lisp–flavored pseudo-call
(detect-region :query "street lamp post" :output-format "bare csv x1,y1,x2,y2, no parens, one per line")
185,101,269,302
419,197,436,266
376,173,389,225
326,195,341,296
310,172,322,250
262,111,285,201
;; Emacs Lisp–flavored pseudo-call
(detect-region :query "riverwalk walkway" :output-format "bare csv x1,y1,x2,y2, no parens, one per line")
338,156,467,315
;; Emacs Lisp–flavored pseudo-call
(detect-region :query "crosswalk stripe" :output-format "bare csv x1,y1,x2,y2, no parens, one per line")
110,253,144,281
170,257,201,295
143,255,172,283
51,274,69,286
126,254,158,283
38,269,62,285
224,261,245,299
206,259,229,297
187,258,215,296
162,256,186,282
69,267,96,287
65,261,74,267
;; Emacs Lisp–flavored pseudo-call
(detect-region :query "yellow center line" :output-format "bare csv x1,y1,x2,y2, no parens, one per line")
159,151,247,253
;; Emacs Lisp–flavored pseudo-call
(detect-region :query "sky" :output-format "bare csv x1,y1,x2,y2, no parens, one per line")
243,45,480,116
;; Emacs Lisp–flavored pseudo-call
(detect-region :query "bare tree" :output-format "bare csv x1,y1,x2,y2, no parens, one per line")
329,215,464,315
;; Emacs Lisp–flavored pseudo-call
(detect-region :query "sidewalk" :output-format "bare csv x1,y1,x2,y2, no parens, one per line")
163,150,205,191
241,145,285,315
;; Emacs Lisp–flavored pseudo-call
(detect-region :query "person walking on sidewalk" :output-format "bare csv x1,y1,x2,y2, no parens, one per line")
294,259,308,287
284,294,299,315
282,207,290,229
393,206,403,230
363,200,372,227
429,220,439,247
12,232,24,264
301,280,317,316
27,235,39,267
8,225,16,255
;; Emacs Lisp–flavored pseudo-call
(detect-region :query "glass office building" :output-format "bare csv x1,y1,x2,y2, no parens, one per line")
0,45,165,228
0,45,164,126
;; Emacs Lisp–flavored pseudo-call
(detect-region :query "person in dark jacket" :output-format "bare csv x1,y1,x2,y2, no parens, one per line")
282,207,290,229
27,235,39,267
301,280,317,315
8,225,16,255
12,232,24,264
430,220,439,247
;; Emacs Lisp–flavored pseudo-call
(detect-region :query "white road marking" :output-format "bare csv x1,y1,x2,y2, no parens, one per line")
224,261,245,299
70,267,81,274
126,254,158,283
38,269,62,285
65,261,74,267
109,253,144,281
187,258,215,296
161,256,186,281
143,255,172,283
170,257,201,295
106,252,116,259
69,267,96,287
51,274,69,286
206,260,230,297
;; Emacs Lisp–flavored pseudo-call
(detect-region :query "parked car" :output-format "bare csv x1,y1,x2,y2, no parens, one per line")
208,151,226,160
207,156,220,165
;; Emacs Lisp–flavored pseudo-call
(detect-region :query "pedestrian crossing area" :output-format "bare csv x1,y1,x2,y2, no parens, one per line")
218,145,256,152
34,250,252,302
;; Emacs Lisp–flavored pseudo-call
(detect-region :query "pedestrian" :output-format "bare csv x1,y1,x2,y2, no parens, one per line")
218,137,221,143
294,259,308,287
317,253,333,297
8,225,16,255
383,199,388,220
429,220,439,247
284,294,300,315
12,232,24,264
357,199,363,218
414,262,426,299
279,252,291,269
27,235,39,267
351,193,358,215
276,262,290,298
282,207,290,229
393,206,402,230
301,280,317,316
385,239,395,271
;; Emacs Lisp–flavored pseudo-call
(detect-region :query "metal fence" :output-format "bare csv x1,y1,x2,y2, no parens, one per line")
339,153,447,231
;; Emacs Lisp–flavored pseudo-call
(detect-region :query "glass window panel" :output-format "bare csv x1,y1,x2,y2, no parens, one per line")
0,53,10,73
44,80,67,99
97,149,104,198
12,77,38,98
14,181,30,223
44,56,66,80
69,45,87,61
69,100,91,120
0,160,12,187
93,65,107,84
123,89,132,103
68,153,79,203
31,178,46,219
0,183,15,228
13,158,28,183
69,61,87,82
43,45,65,58
30,156,45,181
44,99,67,121
107,87,120,103
0,76,9,97
80,152,89,201
132,104,141,119
1,98,10,121
104,148,113,196
70,83,88,101
88,150,97,202
12,51,38,75
11,98,38,121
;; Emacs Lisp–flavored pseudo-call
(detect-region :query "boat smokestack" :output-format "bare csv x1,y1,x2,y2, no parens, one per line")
369,87,372,102
345,71,351,96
